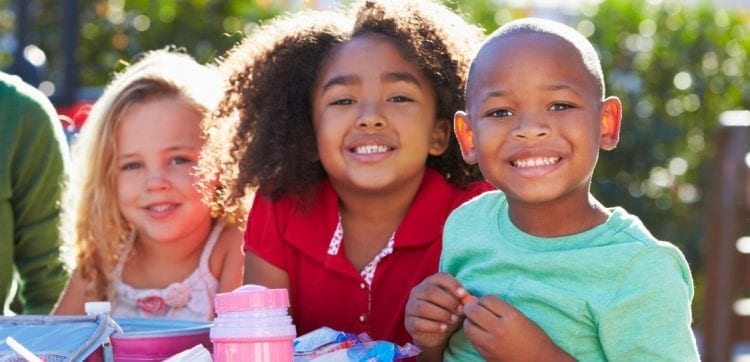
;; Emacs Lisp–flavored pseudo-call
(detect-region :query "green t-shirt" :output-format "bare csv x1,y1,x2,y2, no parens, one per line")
441,190,699,361
0,72,70,314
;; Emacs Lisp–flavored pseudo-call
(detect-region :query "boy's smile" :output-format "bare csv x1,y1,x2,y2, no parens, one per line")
455,32,621,225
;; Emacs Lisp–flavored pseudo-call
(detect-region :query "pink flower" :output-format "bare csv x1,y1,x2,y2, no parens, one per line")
137,296,165,313
165,283,191,308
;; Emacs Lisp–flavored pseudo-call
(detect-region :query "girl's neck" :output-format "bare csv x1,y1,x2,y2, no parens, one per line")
127,219,213,282
333,173,424,271
508,192,610,238
134,219,213,261
334,173,423,229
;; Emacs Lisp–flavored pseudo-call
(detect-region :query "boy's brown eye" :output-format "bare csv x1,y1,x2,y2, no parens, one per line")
549,103,573,111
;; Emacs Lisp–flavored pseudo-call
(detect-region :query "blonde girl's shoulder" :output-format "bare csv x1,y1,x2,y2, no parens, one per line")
209,222,245,293
53,268,91,315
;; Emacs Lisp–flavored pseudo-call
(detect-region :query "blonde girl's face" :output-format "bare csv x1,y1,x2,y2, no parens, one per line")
115,97,212,247
311,34,449,197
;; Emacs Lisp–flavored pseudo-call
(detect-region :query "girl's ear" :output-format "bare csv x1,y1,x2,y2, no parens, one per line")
454,111,478,164
599,96,622,151
428,118,451,156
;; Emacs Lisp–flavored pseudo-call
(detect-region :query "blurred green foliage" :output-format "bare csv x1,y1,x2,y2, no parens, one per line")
0,0,285,90
0,0,747,323
586,0,748,276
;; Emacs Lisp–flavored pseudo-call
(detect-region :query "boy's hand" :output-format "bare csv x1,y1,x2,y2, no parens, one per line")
463,295,575,362
404,272,468,358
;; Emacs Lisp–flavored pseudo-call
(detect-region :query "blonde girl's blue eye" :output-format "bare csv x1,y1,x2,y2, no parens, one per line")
169,156,192,166
121,162,142,171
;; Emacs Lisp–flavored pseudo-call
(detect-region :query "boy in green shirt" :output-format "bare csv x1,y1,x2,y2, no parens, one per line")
405,18,699,361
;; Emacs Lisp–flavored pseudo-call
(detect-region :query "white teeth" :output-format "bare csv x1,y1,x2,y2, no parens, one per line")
149,203,176,212
512,157,561,168
353,145,390,154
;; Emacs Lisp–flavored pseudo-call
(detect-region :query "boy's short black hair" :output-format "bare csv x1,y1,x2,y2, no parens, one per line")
466,17,605,107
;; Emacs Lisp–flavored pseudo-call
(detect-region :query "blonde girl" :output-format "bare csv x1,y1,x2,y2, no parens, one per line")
53,49,244,321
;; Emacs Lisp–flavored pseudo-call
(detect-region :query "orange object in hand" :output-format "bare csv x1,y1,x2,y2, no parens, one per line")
460,293,477,305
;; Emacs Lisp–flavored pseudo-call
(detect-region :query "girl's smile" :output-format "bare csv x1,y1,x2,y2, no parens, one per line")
116,97,212,247
311,33,449,196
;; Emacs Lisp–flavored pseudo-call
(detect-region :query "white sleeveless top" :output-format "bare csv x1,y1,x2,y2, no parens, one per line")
111,219,224,321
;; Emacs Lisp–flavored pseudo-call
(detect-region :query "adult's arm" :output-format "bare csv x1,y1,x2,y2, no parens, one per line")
3,76,70,314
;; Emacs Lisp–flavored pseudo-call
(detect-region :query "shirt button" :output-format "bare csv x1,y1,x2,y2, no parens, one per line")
359,314,367,322
360,283,366,290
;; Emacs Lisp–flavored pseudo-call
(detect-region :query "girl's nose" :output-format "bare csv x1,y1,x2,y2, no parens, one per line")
144,170,171,191
357,103,387,129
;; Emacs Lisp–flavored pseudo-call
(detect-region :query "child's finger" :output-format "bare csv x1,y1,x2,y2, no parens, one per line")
463,299,497,330
473,294,519,317
460,292,477,305
405,312,455,333
411,273,466,311
406,296,460,323
424,272,465,294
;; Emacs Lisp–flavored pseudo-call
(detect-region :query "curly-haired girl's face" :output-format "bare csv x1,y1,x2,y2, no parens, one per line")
311,33,450,197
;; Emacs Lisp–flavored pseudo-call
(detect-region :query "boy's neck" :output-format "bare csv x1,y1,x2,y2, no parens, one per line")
507,193,610,238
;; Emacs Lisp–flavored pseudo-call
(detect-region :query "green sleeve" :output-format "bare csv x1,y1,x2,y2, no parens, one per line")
598,247,700,361
10,84,71,314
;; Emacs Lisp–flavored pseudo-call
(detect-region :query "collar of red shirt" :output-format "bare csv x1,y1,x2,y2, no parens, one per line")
283,168,455,264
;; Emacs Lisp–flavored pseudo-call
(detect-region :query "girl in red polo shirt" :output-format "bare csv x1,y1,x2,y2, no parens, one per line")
198,0,492,346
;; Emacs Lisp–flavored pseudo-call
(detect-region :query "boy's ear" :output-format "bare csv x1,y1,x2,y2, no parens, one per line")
454,111,478,164
428,118,451,156
599,96,622,151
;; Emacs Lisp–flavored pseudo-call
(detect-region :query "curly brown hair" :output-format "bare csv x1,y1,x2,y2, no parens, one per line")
198,0,485,214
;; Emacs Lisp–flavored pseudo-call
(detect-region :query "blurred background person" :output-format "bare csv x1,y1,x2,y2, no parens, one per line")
0,70,70,315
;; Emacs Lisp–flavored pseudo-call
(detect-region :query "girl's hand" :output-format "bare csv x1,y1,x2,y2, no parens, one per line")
404,272,468,361
463,295,575,362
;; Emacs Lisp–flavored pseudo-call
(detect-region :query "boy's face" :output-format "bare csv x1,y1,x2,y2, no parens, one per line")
455,32,621,205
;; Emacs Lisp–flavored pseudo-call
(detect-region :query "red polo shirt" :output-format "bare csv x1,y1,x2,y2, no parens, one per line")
244,169,493,346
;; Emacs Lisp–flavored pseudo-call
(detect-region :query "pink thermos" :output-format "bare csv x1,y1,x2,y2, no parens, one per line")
211,285,296,362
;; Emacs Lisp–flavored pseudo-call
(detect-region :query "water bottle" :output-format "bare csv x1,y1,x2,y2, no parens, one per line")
210,285,296,362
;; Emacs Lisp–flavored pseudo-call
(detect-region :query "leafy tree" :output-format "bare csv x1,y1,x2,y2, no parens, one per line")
0,0,285,93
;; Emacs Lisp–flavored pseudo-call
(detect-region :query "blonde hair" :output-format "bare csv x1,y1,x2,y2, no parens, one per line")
62,48,225,301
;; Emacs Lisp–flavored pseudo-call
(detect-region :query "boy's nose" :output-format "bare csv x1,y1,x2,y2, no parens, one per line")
512,115,550,140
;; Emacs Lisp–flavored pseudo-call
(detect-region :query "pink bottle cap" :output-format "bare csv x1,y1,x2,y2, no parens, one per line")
214,284,290,314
